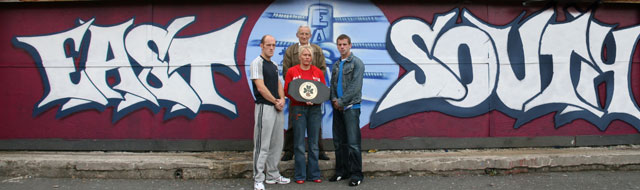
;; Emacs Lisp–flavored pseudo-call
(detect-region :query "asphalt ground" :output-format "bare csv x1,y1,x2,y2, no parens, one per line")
2,170,640,190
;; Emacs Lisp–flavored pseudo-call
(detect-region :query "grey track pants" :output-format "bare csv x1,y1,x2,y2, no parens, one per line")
253,103,284,182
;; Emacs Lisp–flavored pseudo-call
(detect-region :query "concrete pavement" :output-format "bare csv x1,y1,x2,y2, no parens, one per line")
1,145,640,179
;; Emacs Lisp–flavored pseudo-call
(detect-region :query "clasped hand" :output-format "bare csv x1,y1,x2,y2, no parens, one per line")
275,98,285,111
332,100,343,111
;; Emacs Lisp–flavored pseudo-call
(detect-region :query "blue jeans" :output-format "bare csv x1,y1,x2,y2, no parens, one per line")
332,108,362,180
292,105,322,181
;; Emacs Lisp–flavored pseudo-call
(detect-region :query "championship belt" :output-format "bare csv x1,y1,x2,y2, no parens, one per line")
287,79,330,104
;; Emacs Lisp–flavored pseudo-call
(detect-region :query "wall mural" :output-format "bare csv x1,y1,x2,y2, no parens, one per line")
14,17,246,122
245,1,397,137
375,7,640,131
2,0,639,143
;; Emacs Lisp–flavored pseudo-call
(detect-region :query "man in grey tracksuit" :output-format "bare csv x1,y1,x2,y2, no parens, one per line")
250,35,290,190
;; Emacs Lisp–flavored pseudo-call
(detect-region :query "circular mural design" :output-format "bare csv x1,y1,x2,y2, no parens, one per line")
245,0,398,137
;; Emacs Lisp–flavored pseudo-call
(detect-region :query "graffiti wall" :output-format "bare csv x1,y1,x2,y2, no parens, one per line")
1,0,638,150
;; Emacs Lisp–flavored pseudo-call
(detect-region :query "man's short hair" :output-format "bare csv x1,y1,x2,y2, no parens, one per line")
298,45,314,59
336,34,351,44
260,35,273,44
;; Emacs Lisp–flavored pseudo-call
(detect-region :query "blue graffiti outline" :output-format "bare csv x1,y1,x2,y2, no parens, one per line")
73,17,161,123
160,16,246,121
584,8,640,130
12,18,108,119
372,4,640,131
372,8,494,126
13,15,246,123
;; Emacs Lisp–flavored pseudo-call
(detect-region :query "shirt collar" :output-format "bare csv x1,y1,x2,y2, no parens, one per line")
341,52,354,62
260,55,273,64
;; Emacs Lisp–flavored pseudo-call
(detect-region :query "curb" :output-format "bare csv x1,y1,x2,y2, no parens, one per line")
1,146,640,179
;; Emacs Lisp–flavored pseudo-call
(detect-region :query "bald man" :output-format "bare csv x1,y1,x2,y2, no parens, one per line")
251,35,290,190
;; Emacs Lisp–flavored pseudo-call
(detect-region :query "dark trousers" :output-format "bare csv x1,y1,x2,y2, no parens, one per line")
332,108,362,180
291,105,322,180
283,111,325,154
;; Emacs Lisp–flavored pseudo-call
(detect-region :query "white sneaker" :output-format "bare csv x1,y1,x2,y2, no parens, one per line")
254,181,265,190
265,176,291,184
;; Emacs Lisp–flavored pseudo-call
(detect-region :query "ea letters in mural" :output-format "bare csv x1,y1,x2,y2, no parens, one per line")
13,16,246,121
374,8,640,130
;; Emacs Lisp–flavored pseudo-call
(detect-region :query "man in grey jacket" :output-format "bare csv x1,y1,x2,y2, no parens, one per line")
329,34,364,187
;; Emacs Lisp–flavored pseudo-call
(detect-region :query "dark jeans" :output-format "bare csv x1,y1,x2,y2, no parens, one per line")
291,105,322,180
332,108,362,180
284,113,325,154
